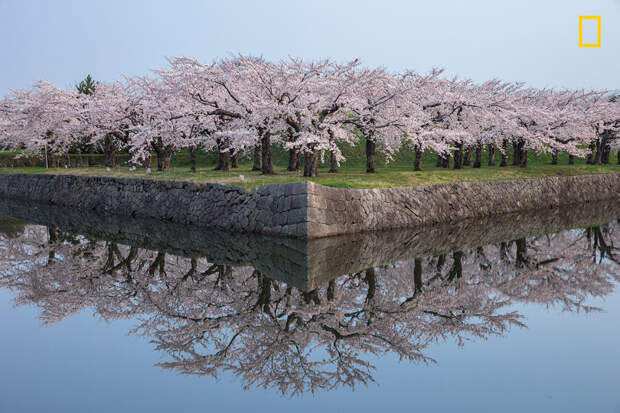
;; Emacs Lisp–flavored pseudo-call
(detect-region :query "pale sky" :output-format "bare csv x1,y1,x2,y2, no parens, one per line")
0,0,618,96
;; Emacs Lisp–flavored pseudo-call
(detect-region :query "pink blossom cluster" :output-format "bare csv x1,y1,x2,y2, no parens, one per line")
0,57,618,166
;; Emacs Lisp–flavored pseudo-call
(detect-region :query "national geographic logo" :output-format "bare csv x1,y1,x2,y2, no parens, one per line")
579,16,601,47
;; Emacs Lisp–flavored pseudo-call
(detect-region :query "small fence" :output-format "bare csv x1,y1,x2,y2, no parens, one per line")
0,152,224,168
0,153,134,168
0,150,259,169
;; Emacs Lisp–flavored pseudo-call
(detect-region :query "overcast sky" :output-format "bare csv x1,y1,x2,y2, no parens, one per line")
0,0,618,95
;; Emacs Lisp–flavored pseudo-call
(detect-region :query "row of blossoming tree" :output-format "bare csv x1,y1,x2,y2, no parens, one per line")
1,57,619,176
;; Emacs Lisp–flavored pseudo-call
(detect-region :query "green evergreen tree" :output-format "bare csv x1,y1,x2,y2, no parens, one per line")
74,75,98,159
76,74,96,95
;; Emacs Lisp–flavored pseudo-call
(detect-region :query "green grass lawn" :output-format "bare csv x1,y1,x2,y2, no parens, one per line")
1,154,617,190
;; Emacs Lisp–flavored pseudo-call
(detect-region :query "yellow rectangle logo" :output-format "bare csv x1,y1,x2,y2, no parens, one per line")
579,16,601,47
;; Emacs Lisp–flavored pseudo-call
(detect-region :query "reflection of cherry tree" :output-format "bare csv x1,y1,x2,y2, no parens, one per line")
400,224,619,315
474,226,618,312
0,220,618,395
141,265,525,395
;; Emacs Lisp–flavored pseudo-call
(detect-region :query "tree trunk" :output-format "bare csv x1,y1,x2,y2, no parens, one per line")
617,149,620,165
515,238,527,268
551,149,558,165
602,147,610,164
453,143,464,169
463,148,472,166
601,135,611,164
441,154,450,168
230,149,239,168
364,267,376,303
414,146,423,171
512,141,520,166
487,144,496,166
287,148,299,171
568,154,575,165
500,144,508,166
436,254,446,274
252,143,262,171
366,138,376,173
163,147,173,170
437,153,449,168
104,134,116,168
47,225,58,264
329,150,338,173
520,149,528,168
473,144,482,168
303,150,318,177
586,141,597,164
261,132,274,175
155,149,163,171
189,146,197,172
216,150,229,171
593,137,604,165
413,258,422,294
518,140,527,167
143,153,151,170
447,251,463,282
214,137,230,171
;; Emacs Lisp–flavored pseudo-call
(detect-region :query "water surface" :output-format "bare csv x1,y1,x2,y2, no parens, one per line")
0,199,619,413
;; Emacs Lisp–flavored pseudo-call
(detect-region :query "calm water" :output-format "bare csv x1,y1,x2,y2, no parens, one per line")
0,199,619,413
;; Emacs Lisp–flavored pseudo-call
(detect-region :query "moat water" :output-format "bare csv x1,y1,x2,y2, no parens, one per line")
0,199,619,413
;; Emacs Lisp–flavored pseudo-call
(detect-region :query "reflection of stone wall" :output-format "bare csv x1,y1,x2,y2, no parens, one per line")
1,198,618,291
304,202,620,289
0,198,313,289
0,173,618,238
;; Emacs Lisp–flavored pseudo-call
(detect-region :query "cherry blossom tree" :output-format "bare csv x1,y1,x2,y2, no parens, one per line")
78,81,137,167
337,68,421,173
1,56,618,172
125,75,219,171
158,57,266,172
0,81,82,166
581,92,620,165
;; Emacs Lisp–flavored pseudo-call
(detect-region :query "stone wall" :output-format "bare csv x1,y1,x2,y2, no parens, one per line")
0,174,309,237
305,173,620,237
0,173,618,239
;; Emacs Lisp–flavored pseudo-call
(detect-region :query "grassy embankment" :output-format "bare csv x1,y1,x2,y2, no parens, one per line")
0,144,618,190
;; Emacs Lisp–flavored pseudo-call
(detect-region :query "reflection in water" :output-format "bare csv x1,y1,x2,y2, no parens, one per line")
0,200,618,396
